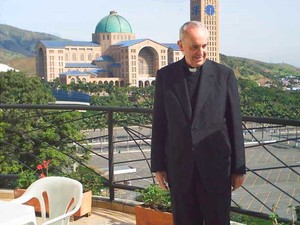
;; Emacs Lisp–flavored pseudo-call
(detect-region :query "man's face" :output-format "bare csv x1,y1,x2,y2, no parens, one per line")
178,27,208,68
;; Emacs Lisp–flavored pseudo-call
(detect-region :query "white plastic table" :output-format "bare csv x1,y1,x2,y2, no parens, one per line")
0,201,37,225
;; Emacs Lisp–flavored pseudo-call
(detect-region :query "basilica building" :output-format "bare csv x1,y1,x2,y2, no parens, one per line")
36,11,183,87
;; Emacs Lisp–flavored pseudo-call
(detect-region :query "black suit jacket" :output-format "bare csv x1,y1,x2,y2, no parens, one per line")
151,58,246,193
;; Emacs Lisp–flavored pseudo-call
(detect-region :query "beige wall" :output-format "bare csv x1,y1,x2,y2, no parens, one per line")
36,42,101,82
105,39,170,86
92,32,136,53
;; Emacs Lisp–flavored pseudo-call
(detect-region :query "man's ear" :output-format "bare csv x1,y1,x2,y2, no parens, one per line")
177,40,183,51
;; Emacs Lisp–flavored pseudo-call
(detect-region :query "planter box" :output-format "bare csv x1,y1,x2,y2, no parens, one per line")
135,205,173,225
14,189,92,218
73,190,92,218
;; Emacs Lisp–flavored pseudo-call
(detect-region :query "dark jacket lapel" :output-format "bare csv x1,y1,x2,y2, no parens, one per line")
171,60,192,121
192,60,214,124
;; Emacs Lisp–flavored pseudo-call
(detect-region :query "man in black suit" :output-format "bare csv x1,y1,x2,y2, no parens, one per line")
151,21,246,225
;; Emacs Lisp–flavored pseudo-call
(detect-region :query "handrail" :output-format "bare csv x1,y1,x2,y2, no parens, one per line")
0,103,299,221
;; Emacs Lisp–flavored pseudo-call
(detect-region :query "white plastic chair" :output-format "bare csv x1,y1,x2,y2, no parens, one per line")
10,176,83,225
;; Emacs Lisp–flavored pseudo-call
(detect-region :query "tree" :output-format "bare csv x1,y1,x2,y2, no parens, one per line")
0,71,90,175
238,79,300,120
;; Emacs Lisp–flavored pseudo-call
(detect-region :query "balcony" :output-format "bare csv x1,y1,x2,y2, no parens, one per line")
0,104,299,224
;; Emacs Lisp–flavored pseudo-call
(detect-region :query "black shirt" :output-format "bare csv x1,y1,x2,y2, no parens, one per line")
182,60,202,113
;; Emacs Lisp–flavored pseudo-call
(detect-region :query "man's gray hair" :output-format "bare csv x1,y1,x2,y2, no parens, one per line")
179,21,210,41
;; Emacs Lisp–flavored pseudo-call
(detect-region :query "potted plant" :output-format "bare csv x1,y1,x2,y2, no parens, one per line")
135,184,173,225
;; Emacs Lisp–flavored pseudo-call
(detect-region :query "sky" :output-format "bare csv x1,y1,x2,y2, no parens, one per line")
0,0,300,67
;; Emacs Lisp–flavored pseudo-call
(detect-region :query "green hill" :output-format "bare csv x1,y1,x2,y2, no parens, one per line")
220,54,300,81
0,24,68,64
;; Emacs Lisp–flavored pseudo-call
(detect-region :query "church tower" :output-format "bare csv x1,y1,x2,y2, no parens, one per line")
190,0,219,62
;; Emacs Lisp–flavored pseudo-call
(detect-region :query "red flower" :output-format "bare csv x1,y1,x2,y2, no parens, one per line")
36,160,51,178
42,160,51,169
36,164,43,170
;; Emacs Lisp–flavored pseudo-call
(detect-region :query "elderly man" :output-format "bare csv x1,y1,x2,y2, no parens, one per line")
151,21,246,225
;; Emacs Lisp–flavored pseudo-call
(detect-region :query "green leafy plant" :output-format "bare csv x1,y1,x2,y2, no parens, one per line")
66,166,106,195
17,170,38,189
295,205,300,222
269,204,285,225
230,212,274,225
136,184,172,212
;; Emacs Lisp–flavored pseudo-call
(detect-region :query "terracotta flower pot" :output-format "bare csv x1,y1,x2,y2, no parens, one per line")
135,205,173,225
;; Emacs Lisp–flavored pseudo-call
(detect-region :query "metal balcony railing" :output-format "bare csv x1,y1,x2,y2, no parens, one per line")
0,104,299,222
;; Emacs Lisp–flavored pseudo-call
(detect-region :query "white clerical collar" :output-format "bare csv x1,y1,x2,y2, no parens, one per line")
188,67,198,73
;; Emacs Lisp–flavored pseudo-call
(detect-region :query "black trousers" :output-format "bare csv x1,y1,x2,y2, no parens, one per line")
170,166,231,225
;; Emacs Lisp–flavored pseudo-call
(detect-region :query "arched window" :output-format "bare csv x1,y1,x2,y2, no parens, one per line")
72,53,76,61
139,81,143,87
138,48,154,75
80,53,84,61
88,53,92,61
65,53,68,61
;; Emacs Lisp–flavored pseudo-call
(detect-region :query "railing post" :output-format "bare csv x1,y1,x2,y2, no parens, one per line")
108,110,114,201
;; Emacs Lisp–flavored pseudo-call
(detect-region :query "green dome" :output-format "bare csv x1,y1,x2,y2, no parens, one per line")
95,11,132,33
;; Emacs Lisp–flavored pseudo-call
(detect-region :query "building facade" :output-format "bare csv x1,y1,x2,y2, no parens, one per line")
36,3,219,86
190,0,220,62
36,11,183,86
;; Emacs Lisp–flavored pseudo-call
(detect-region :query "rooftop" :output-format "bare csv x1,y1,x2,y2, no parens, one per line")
95,11,133,34
162,43,180,51
40,41,100,48
113,39,148,47
65,63,98,68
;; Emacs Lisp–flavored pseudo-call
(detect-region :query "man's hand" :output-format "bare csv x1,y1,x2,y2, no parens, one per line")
231,174,245,191
155,171,169,190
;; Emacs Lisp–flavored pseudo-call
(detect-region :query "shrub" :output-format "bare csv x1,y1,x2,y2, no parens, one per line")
136,184,172,212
